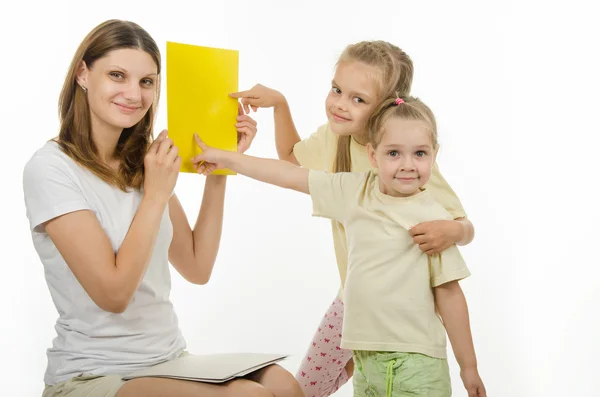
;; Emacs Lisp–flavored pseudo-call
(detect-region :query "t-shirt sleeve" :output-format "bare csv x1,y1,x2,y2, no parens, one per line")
293,124,328,170
428,245,471,287
308,170,365,222
23,152,92,233
426,162,467,219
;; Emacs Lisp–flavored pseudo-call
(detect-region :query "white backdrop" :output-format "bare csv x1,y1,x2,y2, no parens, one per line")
1,0,598,396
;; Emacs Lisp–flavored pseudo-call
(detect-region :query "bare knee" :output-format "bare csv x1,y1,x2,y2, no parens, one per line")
253,365,304,397
227,379,275,397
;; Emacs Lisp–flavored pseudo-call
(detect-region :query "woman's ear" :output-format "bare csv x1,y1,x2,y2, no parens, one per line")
76,60,89,90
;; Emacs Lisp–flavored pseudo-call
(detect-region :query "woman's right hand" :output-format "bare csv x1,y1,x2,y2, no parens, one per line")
143,129,181,202
229,84,286,113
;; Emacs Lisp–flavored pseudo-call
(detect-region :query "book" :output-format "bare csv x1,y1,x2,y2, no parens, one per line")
166,41,239,175
122,353,288,383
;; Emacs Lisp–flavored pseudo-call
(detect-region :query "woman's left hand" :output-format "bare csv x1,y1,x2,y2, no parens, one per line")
236,102,257,153
409,220,464,255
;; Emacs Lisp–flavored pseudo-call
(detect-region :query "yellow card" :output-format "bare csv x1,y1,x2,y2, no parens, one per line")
166,41,239,174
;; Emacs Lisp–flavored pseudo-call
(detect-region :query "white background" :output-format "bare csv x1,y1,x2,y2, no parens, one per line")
1,0,599,396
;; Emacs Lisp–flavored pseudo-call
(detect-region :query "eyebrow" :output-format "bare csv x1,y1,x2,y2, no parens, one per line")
383,144,432,149
108,65,158,77
331,79,374,100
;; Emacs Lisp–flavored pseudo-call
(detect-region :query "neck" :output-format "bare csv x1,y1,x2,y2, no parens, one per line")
352,133,368,146
90,114,122,167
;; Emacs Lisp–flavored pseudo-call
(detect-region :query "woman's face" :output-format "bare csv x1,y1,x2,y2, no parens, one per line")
77,48,158,132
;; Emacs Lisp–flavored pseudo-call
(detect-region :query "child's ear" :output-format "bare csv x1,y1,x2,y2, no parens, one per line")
432,146,439,165
367,143,378,169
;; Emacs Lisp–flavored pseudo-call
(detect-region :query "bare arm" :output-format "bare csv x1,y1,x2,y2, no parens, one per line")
273,99,301,164
45,195,169,313
455,217,475,246
434,280,478,370
229,84,301,164
168,176,227,284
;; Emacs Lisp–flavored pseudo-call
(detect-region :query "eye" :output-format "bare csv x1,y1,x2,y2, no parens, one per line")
388,150,399,157
331,87,341,94
141,78,154,86
353,97,364,104
109,71,124,79
415,150,427,157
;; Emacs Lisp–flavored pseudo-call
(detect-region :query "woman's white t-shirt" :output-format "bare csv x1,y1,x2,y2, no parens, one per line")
22,141,186,386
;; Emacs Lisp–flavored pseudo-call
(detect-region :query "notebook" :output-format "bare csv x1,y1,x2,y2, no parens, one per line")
122,353,288,383
166,41,239,175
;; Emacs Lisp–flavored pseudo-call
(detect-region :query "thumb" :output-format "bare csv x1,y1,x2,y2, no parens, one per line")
194,133,207,150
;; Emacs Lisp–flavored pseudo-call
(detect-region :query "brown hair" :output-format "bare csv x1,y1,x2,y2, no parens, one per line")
55,19,161,191
367,96,438,149
333,41,414,172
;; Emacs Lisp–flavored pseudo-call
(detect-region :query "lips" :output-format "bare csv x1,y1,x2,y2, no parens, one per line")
114,102,141,113
331,112,350,122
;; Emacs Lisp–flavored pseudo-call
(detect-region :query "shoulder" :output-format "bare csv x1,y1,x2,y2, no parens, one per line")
416,189,455,221
23,141,80,186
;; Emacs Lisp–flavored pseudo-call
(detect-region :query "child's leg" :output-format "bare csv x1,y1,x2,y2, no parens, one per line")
353,351,451,397
295,296,354,397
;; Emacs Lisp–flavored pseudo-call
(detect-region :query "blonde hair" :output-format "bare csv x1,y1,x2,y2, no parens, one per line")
55,19,161,192
367,96,438,149
333,41,413,172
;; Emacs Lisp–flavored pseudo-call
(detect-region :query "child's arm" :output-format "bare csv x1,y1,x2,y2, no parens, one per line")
192,134,309,194
229,84,301,164
434,281,487,397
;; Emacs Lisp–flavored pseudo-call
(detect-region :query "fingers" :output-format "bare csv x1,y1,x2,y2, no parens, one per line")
228,90,252,99
150,130,168,153
237,114,257,127
193,133,207,150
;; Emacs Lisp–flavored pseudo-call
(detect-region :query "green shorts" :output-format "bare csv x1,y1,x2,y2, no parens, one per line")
352,350,451,397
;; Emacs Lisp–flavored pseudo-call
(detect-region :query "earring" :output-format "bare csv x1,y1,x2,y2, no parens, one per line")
81,85,87,93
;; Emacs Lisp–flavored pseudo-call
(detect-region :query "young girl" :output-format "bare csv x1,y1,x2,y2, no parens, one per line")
22,19,302,397
231,41,474,396
191,96,486,397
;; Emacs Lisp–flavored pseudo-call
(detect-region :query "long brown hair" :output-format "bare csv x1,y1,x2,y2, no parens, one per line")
367,96,438,149
333,41,414,173
56,19,161,191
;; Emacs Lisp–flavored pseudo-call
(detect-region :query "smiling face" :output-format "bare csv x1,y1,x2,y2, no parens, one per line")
76,48,158,136
325,61,380,138
368,116,437,197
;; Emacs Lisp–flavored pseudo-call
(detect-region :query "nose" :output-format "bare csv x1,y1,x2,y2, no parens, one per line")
333,96,349,111
399,155,416,171
123,81,141,102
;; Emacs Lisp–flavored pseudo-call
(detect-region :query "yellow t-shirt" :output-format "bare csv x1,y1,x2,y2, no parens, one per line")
294,123,467,295
308,170,471,357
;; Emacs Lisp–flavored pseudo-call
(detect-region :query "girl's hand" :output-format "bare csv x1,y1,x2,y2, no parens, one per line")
229,84,286,113
143,129,181,201
191,134,227,176
236,102,257,154
409,219,463,255
461,367,487,397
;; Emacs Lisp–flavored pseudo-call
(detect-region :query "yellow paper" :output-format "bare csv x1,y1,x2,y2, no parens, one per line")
166,41,239,174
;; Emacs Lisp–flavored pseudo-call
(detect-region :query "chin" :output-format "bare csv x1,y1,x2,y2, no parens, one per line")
111,115,145,130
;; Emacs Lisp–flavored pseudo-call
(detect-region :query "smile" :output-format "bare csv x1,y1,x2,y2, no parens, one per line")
114,102,141,114
331,112,350,122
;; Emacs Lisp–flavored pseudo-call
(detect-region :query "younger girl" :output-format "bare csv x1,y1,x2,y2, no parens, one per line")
231,41,474,396
191,96,487,397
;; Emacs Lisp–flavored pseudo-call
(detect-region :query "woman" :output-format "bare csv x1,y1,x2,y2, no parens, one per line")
22,19,303,397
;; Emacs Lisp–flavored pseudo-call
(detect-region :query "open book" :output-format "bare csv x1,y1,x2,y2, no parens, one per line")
122,353,288,383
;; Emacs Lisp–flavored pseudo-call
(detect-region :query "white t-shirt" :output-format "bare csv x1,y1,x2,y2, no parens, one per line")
22,141,186,386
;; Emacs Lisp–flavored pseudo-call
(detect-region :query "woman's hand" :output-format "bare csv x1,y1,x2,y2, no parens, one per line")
409,219,464,255
236,102,258,153
143,130,181,202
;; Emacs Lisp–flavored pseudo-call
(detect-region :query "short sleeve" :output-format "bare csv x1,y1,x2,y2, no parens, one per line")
308,170,366,222
426,162,467,219
23,152,92,233
428,245,471,287
293,124,328,170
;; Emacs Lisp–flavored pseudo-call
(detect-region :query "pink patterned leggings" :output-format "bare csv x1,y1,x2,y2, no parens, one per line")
295,297,354,397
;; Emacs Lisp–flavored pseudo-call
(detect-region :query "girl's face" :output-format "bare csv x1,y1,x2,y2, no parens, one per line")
325,61,380,139
368,117,437,197
77,48,158,135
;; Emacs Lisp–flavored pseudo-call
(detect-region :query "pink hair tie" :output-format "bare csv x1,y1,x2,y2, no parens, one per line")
395,98,404,105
